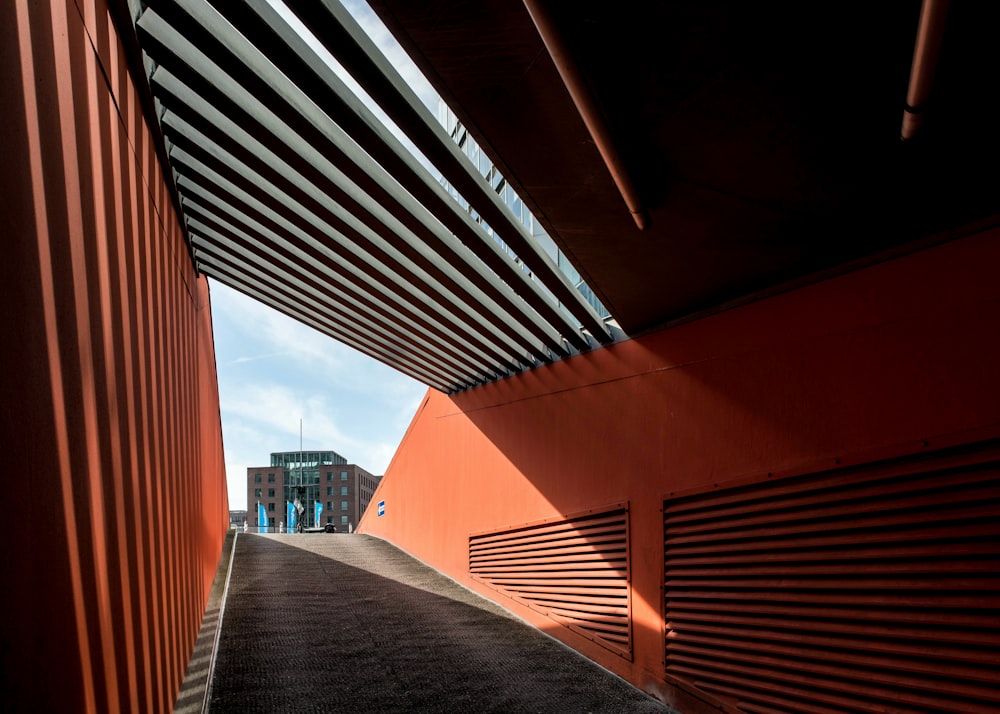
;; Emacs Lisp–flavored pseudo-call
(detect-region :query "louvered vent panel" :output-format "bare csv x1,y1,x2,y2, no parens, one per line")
470,504,631,658
664,444,1000,714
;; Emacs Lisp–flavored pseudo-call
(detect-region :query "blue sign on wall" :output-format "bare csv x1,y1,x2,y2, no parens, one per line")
377,500,385,517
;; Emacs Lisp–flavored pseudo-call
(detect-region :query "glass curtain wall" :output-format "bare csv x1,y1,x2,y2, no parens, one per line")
271,451,347,528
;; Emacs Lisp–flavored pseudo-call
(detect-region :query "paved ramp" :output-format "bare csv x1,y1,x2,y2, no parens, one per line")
207,533,672,713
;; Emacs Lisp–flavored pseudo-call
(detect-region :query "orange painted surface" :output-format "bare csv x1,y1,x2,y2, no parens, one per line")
360,225,1000,710
1,1,227,711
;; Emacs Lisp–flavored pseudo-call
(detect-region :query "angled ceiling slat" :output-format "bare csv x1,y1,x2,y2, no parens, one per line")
173,161,528,374
279,0,612,344
157,94,567,364
133,0,616,391
191,237,473,385
198,261,458,391
207,0,598,352
138,38,544,373
139,7,559,364
167,136,539,366
182,197,505,380
176,175,519,374
190,220,493,381
157,88,548,370
190,236,485,384
184,207,496,380
197,256,459,389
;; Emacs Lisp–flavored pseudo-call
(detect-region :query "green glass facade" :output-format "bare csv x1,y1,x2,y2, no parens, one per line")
271,450,347,529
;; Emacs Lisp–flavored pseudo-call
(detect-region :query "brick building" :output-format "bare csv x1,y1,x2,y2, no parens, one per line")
247,451,380,532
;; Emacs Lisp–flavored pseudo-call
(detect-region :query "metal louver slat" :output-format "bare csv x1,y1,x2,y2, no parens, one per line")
178,180,514,375
187,218,489,380
129,0,620,393
663,442,1000,714
278,0,612,345
136,12,549,361
197,264,453,390
207,0,593,353
470,504,631,659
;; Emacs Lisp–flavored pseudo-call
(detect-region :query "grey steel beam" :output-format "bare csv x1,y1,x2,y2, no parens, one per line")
176,171,519,374
154,87,559,366
160,109,524,373
190,235,473,386
185,203,495,380
187,215,494,382
137,6,562,362
196,254,468,390
180,196,504,380
197,261,461,391
198,266,458,390
279,0,612,344
204,0,593,352
168,145,533,371
138,49,552,370
191,236,483,385
174,168,526,375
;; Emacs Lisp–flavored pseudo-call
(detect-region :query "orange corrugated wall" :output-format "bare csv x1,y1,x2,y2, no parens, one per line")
1,1,228,711
360,224,1000,712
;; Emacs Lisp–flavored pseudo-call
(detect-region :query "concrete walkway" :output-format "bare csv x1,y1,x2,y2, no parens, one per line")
203,533,673,713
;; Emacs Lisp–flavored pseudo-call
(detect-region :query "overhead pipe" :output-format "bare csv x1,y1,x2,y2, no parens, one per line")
901,0,950,141
522,0,649,230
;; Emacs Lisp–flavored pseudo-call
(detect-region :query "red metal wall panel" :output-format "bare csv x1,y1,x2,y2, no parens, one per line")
359,224,1000,711
471,504,632,658
1,1,228,710
664,443,1000,713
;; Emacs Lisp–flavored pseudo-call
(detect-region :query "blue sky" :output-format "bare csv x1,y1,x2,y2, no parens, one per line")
214,0,441,509
211,280,428,510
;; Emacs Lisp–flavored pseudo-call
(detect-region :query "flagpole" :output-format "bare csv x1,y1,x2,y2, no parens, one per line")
299,417,303,526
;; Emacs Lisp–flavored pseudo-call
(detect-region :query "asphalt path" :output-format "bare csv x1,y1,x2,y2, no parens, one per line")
207,533,673,713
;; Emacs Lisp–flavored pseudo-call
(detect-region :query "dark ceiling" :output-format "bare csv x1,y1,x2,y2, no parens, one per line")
368,0,1000,335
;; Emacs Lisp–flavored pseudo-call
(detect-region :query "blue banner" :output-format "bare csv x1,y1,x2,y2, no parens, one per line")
315,500,323,526
258,502,268,533
287,501,296,533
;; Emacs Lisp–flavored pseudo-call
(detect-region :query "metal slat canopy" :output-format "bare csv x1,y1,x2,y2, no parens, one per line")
133,0,614,392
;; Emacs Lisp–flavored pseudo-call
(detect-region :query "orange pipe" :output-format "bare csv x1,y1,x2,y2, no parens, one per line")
522,0,649,230
901,0,949,141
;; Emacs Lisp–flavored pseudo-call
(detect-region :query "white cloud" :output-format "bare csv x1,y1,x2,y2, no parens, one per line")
210,281,427,510
228,352,289,365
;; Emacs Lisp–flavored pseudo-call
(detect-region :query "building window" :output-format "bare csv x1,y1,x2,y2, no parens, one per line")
327,502,332,511
254,488,262,498
341,471,348,481
326,486,333,496
269,517,275,527
341,501,348,511
268,473,275,483
266,488,273,497
255,474,261,483
341,516,349,525
341,486,348,496
327,471,332,481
